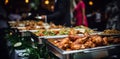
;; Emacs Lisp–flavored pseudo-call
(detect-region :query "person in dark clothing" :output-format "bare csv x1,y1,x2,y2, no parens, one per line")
40,0,71,27
105,0,120,30
0,29,10,59
0,3,9,28
0,1,10,59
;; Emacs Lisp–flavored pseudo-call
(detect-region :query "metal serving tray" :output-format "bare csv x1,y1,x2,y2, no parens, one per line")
43,36,120,59
45,39,119,54
38,34,84,39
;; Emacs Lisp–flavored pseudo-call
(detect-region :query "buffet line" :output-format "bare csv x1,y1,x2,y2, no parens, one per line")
8,20,120,59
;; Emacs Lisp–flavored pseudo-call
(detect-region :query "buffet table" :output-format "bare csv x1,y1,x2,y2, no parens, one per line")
8,21,120,59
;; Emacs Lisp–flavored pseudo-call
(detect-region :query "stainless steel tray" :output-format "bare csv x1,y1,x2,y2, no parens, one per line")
45,39,120,54
41,34,120,59
38,34,84,39
43,34,120,54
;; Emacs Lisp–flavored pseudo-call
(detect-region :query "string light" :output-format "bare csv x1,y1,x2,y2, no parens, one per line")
45,0,49,5
5,0,9,5
25,0,29,3
89,1,93,6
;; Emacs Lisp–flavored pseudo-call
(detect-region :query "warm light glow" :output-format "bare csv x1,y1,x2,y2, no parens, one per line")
89,1,93,6
45,0,49,5
25,0,29,3
5,0,9,5
51,5,54,11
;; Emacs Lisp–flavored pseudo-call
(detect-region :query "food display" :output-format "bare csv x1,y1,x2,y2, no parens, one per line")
48,34,120,51
102,29,120,35
9,20,43,30
75,25,95,33
9,20,96,36
8,20,120,59
9,20,64,30
34,28,83,36
34,25,96,36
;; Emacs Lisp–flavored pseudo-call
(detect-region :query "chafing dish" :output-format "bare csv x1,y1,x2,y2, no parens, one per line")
43,35,120,59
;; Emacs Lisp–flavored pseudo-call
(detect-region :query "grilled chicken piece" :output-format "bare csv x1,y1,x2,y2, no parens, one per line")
70,43,82,50
85,40,96,48
103,37,108,45
68,35,80,41
91,35,103,45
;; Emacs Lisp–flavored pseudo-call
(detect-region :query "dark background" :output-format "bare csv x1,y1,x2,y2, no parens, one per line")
0,0,113,14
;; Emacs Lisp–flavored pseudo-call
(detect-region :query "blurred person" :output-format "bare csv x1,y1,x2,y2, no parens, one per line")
0,29,10,59
94,9,102,31
86,11,96,29
105,0,120,30
70,0,77,25
39,0,71,27
0,1,10,59
73,0,88,27
95,10,101,23
8,9,22,21
0,6,9,28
